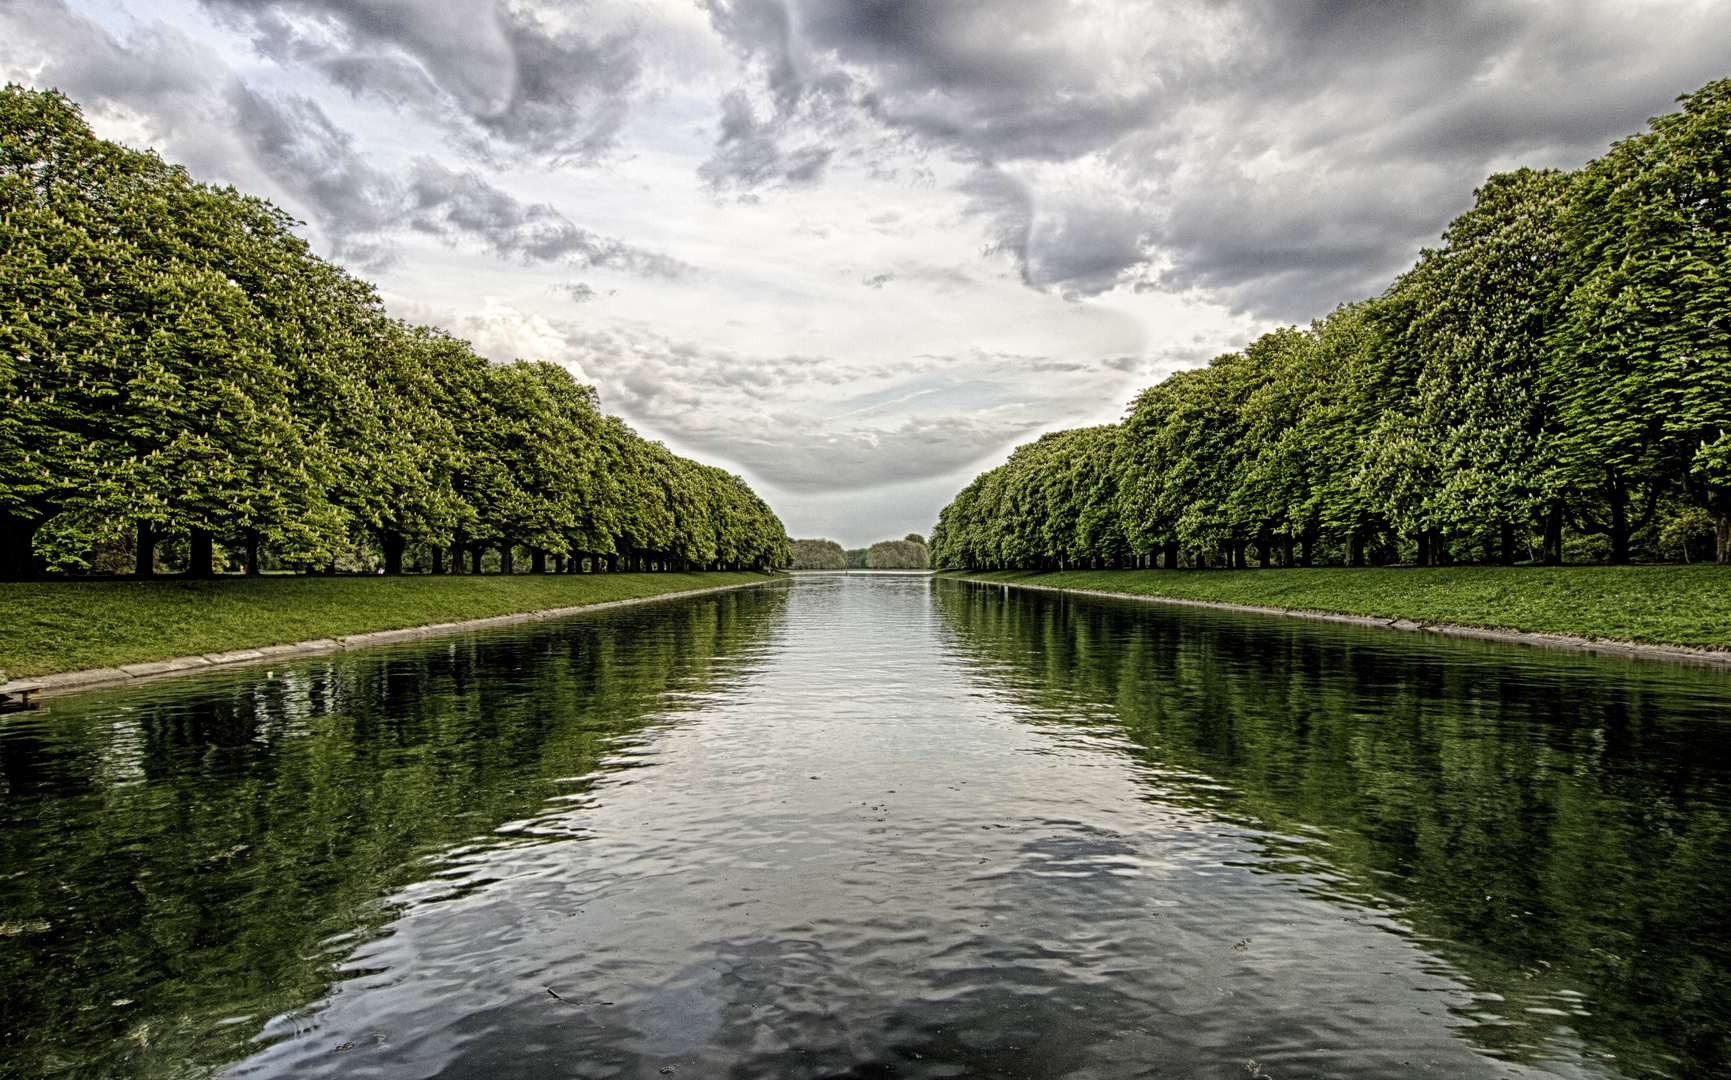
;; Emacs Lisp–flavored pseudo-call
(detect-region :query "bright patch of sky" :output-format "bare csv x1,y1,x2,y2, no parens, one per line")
3,0,1727,545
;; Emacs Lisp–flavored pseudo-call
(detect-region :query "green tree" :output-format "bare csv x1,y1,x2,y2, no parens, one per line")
1550,79,1731,563
792,538,847,569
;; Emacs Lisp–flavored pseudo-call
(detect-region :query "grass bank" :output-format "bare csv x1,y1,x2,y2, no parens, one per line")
0,572,778,678
943,565,1731,650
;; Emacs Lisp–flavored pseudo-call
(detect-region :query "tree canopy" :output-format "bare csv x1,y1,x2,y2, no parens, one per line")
866,538,929,569
0,85,790,579
934,79,1731,570
792,538,847,569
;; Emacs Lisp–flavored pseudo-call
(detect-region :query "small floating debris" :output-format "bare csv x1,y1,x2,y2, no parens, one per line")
546,987,613,1006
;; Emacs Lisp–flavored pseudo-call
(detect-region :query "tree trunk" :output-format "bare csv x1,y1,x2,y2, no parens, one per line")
1542,504,1564,566
1161,542,1178,569
1255,532,1271,569
1607,475,1631,565
0,512,45,581
136,522,156,578
1281,533,1294,568
1499,522,1515,566
470,545,484,575
188,528,215,579
1344,533,1359,568
1705,486,1731,565
1299,527,1314,568
381,530,406,576
1416,531,1431,567
531,547,547,574
245,529,262,575
432,544,445,575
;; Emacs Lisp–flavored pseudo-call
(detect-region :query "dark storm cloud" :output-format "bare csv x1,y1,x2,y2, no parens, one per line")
700,0,1731,318
200,0,650,163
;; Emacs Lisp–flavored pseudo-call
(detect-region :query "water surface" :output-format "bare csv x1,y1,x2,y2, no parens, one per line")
2,574,1728,1078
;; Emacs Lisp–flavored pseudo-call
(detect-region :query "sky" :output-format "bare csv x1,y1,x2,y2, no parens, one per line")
3,0,1728,547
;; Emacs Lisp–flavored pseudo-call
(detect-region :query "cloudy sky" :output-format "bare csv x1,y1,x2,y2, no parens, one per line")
4,0,1727,545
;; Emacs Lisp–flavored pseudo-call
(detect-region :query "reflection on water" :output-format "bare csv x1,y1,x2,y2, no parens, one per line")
937,578,1731,1078
1,574,1728,1079
0,587,786,1078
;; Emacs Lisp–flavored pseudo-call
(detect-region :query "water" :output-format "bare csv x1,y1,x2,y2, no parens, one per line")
2,574,1729,1079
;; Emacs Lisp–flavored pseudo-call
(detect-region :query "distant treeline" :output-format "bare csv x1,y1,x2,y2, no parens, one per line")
0,87,791,579
934,79,1731,571
792,536,929,569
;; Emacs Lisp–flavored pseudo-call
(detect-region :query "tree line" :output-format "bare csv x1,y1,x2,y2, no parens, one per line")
0,86,791,580
791,535,930,569
933,79,1731,571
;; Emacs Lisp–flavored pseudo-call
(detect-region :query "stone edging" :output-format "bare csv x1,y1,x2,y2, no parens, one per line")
1,578,781,702
970,578,1731,671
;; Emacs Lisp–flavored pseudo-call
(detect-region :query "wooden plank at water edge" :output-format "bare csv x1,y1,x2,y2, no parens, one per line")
0,680,44,710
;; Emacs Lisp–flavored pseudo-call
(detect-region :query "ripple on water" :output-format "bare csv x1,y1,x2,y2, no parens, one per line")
5,574,1725,1078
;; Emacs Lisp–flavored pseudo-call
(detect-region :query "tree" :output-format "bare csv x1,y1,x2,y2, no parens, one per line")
1550,79,1731,563
792,538,847,569
866,539,929,569
0,84,794,580
1,85,354,577
1361,169,1577,563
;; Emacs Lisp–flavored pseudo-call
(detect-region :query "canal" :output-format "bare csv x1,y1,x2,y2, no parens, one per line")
2,573,1728,1078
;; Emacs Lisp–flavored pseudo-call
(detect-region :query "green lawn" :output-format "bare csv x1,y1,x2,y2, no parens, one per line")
0,572,778,678
944,564,1731,649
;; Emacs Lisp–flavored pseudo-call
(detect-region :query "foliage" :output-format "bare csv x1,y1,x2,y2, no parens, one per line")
791,538,847,569
0,85,790,580
865,538,929,569
933,79,1731,570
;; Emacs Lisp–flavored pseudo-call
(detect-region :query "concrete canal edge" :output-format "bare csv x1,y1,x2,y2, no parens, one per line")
965,577,1731,672
1,577,785,703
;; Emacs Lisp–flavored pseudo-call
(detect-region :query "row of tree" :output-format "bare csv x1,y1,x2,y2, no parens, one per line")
790,535,930,570
0,86,791,579
933,78,1731,570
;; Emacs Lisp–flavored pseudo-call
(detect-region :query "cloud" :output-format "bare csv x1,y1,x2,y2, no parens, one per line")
0,0,241,155
699,0,1731,318
405,158,690,273
0,3,685,276
227,88,405,266
453,305,1134,490
698,88,834,189
200,0,661,163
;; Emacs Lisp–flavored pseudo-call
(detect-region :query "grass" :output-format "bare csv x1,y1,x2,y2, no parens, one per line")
943,564,1731,650
0,571,779,678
